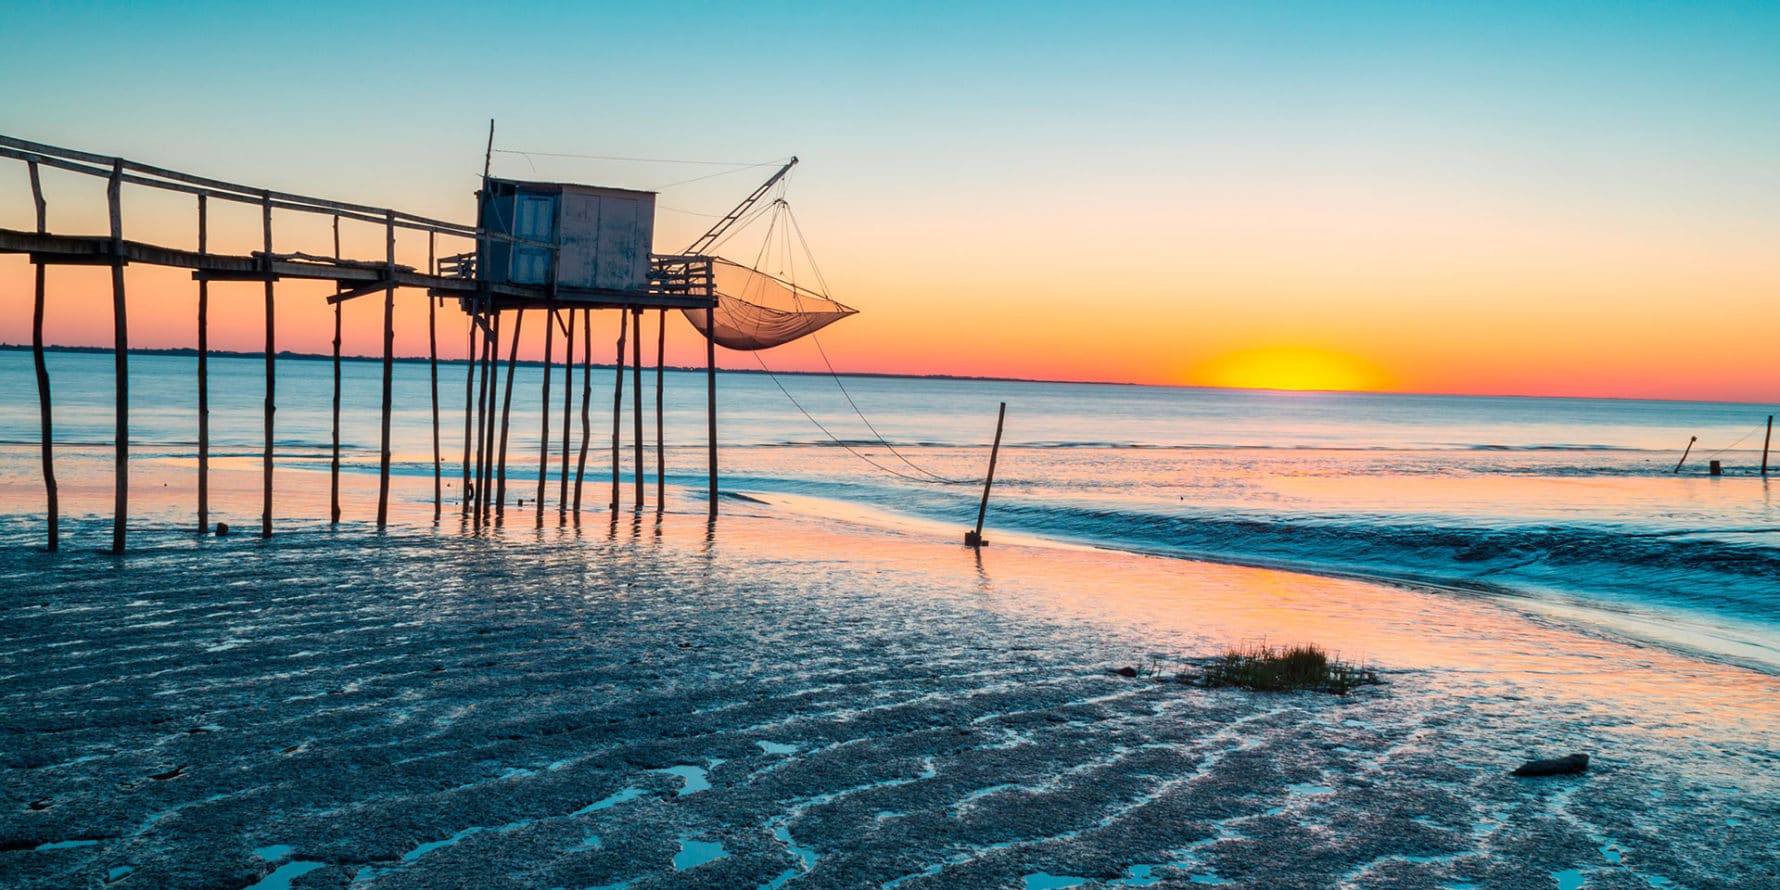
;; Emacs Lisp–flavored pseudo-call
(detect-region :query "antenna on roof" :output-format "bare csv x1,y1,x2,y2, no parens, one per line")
482,119,495,179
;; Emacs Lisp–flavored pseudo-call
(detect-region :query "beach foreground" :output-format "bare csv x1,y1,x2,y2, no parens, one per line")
2,499,1776,889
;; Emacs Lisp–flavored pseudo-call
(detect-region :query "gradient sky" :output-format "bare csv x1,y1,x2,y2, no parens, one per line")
2,1,1777,400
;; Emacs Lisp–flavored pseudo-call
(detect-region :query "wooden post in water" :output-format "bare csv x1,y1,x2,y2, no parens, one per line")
429,234,441,522
196,195,208,535
611,310,627,510
706,306,718,517
1763,416,1773,476
559,309,574,522
574,308,593,515
260,191,274,539
109,160,129,553
965,402,1007,548
29,161,57,551
470,308,492,526
376,211,396,528
460,304,478,518
1674,436,1696,474
632,307,644,510
479,310,501,526
495,309,525,520
330,215,342,524
536,295,556,527
656,309,666,512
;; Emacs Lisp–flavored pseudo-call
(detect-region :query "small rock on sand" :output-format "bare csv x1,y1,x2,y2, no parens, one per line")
1511,753,1589,777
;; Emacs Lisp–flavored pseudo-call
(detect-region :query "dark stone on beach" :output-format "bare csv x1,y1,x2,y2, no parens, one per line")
214,522,228,536
1114,666,1138,678
1512,753,1589,777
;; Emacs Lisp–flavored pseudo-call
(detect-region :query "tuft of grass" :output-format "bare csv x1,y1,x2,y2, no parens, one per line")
1188,643,1380,695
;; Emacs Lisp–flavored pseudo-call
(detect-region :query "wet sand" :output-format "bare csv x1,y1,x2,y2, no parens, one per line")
2,470,1778,888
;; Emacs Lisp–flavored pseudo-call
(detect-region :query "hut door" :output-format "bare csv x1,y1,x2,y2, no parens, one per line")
511,193,557,284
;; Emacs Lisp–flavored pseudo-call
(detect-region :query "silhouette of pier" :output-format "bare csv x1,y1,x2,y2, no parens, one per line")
2,132,727,553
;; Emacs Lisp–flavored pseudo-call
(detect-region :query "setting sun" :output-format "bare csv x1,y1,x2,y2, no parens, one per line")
1189,346,1393,393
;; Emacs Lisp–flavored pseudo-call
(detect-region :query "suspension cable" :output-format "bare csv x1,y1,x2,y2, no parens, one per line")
781,204,977,484
750,352,975,485
1705,423,1766,459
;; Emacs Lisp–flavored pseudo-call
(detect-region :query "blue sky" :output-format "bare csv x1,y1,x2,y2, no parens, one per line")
4,2,1778,395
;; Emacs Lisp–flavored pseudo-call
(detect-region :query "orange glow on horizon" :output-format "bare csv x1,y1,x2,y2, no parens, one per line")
1187,346,1394,393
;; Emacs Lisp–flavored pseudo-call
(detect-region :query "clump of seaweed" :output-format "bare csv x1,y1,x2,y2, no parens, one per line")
1188,643,1380,695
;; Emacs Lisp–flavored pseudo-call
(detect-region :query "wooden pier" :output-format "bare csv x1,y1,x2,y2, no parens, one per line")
3,133,728,552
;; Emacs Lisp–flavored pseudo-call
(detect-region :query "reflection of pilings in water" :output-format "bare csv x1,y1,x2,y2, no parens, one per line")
611,311,627,511
632,307,643,510
559,308,573,524
536,294,556,528
329,215,342,525
496,309,525,523
29,160,57,551
110,161,130,552
656,309,666,513
376,212,396,528
574,308,592,517
197,196,209,535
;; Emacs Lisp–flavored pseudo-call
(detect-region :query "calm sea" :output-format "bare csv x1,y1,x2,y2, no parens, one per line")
3,349,1776,669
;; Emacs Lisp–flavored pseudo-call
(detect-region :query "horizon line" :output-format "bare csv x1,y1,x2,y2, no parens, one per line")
1,342,1774,409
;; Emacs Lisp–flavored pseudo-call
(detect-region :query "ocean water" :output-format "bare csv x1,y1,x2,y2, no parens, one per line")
2,348,1776,670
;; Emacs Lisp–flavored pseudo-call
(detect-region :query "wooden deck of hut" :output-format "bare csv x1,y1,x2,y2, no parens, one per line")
0,132,726,553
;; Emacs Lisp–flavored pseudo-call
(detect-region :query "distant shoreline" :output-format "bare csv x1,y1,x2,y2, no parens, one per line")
2,343,1770,406
0,342,1127,389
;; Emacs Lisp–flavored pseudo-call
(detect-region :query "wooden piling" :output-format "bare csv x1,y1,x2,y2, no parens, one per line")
706,306,717,517
632,308,644,510
575,308,593,515
559,309,574,521
460,305,478,518
110,160,129,553
376,211,395,528
196,195,208,535
479,310,501,526
537,295,556,527
1674,436,1696,474
965,402,1007,548
612,310,627,510
656,309,666,512
495,309,525,520
260,191,274,539
330,215,341,525
29,160,57,551
470,308,492,526
429,234,441,522
1763,416,1773,476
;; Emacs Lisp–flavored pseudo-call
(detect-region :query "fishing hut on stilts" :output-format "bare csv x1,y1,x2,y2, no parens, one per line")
1,130,855,552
